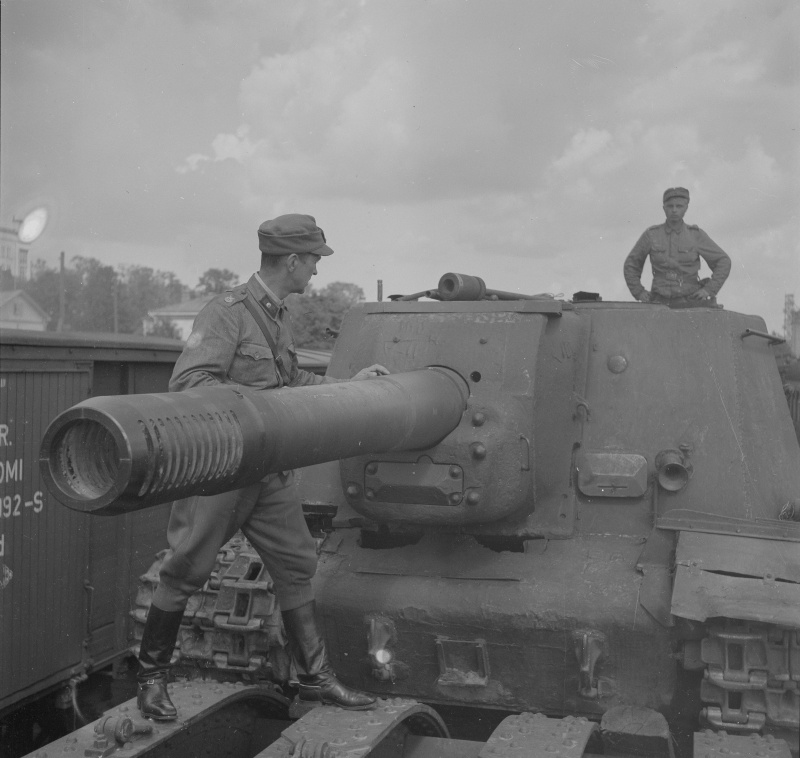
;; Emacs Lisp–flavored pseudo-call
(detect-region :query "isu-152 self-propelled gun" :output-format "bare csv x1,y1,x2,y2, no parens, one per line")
36,273,800,758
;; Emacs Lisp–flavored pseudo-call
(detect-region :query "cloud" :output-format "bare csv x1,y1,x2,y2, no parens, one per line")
176,154,209,174
551,128,615,173
178,126,263,173
2,0,798,335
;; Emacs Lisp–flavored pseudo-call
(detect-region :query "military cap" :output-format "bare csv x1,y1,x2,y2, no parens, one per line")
257,214,334,256
663,187,690,203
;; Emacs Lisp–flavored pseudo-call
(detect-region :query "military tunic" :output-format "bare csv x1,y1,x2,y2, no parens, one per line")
153,274,329,615
170,274,324,391
623,222,731,302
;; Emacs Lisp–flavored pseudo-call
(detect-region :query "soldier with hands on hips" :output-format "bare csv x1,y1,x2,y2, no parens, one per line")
623,187,731,308
136,213,388,721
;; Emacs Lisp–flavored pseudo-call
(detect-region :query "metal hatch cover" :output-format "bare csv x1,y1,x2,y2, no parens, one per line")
576,451,648,498
670,531,800,626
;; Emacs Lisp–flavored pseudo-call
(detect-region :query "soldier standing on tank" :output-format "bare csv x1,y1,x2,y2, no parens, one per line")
623,187,731,308
136,213,388,720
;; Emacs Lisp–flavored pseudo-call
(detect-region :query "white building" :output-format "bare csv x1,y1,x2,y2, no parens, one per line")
0,226,29,282
143,294,215,341
0,290,49,330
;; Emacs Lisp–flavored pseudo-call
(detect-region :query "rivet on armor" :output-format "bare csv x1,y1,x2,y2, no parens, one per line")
449,466,461,478
472,411,486,426
471,442,487,459
365,462,378,476
466,491,481,505
346,484,361,498
607,355,628,373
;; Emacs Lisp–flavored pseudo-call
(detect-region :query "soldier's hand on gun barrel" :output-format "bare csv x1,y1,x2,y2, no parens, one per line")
688,288,711,301
351,364,390,380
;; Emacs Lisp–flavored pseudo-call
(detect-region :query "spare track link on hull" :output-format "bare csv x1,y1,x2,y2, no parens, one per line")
696,621,800,745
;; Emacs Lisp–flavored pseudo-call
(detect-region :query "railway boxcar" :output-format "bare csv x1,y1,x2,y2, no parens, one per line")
0,326,329,756
0,330,185,753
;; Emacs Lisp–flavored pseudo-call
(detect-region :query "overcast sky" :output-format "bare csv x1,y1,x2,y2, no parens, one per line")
2,0,798,333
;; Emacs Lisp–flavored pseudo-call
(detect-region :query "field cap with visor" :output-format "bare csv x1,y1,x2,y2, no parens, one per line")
257,214,334,257
663,187,690,203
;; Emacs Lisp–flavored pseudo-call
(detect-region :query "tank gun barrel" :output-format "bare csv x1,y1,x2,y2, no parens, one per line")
39,367,469,516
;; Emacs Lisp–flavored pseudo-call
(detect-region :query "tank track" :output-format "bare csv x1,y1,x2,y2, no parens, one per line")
697,620,799,747
131,534,291,685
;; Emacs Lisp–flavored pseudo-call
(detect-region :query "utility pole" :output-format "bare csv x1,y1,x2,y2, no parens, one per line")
57,251,66,332
113,280,119,333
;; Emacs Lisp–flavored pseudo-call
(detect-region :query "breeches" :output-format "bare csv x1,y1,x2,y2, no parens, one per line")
153,471,317,613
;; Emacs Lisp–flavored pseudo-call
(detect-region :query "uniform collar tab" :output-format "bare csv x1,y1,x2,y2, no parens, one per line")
252,273,284,311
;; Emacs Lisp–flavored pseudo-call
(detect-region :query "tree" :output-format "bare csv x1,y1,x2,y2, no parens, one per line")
0,268,15,291
118,265,188,333
198,268,239,294
148,317,181,340
23,259,80,330
773,337,796,368
287,281,365,348
19,256,191,334
69,256,119,332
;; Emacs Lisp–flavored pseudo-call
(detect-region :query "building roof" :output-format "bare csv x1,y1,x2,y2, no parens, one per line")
0,326,185,352
0,289,50,320
0,327,330,370
148,294,215,318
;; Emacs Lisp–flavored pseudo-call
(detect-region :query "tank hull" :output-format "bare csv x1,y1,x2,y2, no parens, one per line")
32,291,800,754
313,529,677,716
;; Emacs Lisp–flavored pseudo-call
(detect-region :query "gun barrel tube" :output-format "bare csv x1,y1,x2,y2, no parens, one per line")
39,367,469,515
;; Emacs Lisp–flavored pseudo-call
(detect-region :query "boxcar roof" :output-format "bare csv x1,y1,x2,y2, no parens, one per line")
0,328,331,370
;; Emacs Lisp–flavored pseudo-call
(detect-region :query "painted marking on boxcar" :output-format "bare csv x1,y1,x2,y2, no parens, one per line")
0,560,11,587
0,457,23,483
1,491,43,517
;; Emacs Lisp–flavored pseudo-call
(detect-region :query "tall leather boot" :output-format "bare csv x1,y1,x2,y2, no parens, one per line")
137,604,184,721
282,601,376,710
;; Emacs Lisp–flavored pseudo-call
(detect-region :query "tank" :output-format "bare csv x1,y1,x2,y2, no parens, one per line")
34,274,800,758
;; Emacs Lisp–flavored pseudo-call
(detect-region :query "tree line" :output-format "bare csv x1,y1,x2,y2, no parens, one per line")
1,257,365,349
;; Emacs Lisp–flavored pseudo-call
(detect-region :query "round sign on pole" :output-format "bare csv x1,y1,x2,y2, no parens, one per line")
17,207,49,244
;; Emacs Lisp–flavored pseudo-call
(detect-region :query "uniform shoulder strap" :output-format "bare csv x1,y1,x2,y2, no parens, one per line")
242,293,291,386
